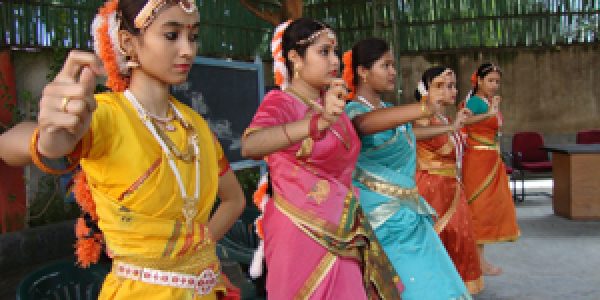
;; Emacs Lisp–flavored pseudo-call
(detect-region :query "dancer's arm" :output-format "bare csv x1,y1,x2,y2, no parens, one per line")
351,89,445,136
0,121,36,166
208,169,246,241
242,80,347,159
464,96,500,125
414,108,472,140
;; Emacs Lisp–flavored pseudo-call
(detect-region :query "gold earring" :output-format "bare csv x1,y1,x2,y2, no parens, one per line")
363,75,368,83
126,56,140,69
294,65,301,79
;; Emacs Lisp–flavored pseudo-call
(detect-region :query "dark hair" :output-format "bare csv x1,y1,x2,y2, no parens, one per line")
350,38,390,85
118,0,146,35
414,66,449,101
282,18,332,78
118,0,179,35
473,62,502,94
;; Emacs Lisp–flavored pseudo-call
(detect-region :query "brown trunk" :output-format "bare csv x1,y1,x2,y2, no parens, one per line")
239,0,303,25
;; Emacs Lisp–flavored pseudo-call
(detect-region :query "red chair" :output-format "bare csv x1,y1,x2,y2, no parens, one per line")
501,152,519,201
576,130,600,144
511,132,553,202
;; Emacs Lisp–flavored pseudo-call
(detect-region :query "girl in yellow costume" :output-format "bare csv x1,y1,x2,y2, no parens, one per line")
0,0,245,299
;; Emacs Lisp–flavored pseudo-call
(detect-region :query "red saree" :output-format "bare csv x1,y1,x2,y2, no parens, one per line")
415,116,483,294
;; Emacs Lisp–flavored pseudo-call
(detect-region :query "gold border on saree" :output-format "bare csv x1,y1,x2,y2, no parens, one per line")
356,176,420,202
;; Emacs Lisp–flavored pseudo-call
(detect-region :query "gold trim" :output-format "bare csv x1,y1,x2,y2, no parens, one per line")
468,133,497,146
425,168,457,177
476,230,521,244
355,176,420,202
433,183,461,233
295,252,337,300
467,157,500,204
472,144,499,151
272,193,366,243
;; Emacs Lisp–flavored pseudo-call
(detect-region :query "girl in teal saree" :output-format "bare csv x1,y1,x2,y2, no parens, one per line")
343,39,471,300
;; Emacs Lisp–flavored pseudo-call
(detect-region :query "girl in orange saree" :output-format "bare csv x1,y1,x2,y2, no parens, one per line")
0,1,246,299
242,20,401,299
462,63,520,276
414,67,484,294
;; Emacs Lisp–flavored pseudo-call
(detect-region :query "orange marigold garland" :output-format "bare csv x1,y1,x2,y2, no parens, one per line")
470,71,478,88
94,0,128,92
342,50,355,100
248,173,270,279
271,20,292,88
73,170,103,268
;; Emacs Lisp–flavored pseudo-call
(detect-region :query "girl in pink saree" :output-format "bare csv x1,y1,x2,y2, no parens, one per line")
242,19,401,299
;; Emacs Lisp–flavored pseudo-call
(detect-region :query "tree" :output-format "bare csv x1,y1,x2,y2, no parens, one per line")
239,0,303,25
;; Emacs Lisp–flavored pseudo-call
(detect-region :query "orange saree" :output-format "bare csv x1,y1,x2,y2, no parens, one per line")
462,96,520,244
415,116,483,294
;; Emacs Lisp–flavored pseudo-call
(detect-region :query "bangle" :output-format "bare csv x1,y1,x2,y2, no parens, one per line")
30,127,79,175
309,113,326,140
282,124,293,145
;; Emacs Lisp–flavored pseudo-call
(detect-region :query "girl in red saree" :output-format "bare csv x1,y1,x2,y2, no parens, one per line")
414,67,484,294
462,63,520,276
242,19,401,299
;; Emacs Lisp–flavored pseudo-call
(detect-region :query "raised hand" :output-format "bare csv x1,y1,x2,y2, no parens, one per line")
489,95,501,115
37,50,104,158
453,107,473,130
320,78,348,126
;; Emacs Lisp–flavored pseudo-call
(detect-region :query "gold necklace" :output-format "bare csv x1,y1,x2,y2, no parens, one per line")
285,88,350,150
149,116,197,163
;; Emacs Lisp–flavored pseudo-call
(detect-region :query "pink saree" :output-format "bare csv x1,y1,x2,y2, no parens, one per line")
246,90,402,300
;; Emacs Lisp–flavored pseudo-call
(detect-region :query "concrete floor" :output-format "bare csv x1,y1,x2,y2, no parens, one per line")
475,180,600,300
4,180,600,300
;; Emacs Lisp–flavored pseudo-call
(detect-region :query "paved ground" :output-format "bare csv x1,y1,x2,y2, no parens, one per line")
4,180,599,300
475,180,600,300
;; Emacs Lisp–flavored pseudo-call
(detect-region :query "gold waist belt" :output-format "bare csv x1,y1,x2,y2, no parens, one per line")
357,176,420,202
472,144,499,151
422,168,457,177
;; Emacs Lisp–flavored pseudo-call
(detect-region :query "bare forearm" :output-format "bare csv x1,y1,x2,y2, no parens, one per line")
0,121,36,166
242,117,329,159
413,125,454,140
207,170,246,241
464,113,494,125
353,103,429,136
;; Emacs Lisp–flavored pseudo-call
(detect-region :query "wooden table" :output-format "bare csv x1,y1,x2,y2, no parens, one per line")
543,144,600,220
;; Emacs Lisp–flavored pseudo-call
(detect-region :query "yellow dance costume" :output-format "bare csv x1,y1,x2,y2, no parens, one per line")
78,92,230,299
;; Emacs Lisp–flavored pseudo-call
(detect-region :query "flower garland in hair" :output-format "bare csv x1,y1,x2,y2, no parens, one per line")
470,71,478,88
92,0,128,92
342,50,355,100
271,20,292,89
417,80,428,102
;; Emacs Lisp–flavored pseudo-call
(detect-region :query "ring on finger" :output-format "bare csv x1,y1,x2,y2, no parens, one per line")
60,97,71,113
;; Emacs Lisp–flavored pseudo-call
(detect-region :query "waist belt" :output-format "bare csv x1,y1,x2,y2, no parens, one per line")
114,261,219,296
472,144,499,151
